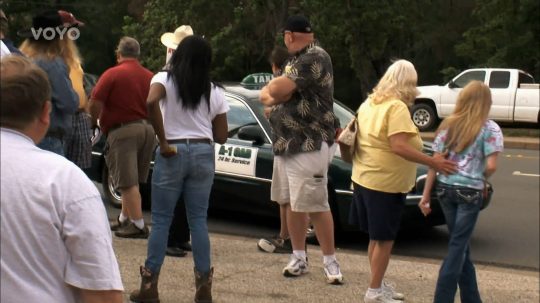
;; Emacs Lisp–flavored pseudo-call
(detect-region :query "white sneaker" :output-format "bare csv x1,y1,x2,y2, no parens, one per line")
282,254,308,277
364,290,402,303
382,280,405,300
323,259,343,285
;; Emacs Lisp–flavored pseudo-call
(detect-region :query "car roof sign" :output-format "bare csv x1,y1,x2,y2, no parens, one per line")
240,73,273,90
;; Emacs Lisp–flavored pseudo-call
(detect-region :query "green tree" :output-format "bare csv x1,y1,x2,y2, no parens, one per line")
455,0,540,80
123,0,289,78
123,0,187,72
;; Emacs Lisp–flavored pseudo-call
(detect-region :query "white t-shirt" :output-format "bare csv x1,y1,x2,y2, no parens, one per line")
0,128,123,303
150,72,229,140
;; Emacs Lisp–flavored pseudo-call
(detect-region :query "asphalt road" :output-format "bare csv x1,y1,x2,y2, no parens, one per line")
100,147,540,271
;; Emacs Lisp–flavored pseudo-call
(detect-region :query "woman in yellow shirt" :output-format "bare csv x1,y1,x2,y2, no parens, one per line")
350,60,456,303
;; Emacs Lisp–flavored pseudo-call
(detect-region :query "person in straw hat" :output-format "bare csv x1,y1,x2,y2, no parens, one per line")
161,24,193,65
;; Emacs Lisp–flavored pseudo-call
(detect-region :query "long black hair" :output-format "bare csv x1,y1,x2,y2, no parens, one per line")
167,35,212,111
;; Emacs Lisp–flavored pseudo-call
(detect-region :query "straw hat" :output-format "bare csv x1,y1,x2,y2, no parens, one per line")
160,25,193,49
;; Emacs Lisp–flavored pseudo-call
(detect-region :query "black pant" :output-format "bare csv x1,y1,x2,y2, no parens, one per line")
168,196,190,247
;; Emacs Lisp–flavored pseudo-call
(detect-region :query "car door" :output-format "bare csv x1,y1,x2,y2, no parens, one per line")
487,70,513,120
211,94,277,217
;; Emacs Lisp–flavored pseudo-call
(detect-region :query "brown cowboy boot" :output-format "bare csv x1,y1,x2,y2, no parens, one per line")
130,266,160,303
194,267,213,303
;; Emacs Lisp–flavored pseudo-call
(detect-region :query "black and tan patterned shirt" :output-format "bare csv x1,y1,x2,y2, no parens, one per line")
269,41,337,155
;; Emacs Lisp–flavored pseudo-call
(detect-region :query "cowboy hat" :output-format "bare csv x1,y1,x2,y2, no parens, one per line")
17,9,84,39
160,25,193,49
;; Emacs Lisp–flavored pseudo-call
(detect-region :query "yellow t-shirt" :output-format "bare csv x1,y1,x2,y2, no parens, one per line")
69,63,87,110
351,98,423,193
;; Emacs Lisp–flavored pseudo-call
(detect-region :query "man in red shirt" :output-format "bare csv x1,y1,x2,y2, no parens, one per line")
89,37,156,238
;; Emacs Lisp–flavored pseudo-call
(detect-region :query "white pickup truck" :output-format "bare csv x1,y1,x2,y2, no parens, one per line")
411,68,540,131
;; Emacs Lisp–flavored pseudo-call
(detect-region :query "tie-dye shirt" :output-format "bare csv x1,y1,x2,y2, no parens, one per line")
433,120,504,189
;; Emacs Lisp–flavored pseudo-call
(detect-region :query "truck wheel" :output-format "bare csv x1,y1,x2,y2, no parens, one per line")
411,103,437,131
102,165,122,208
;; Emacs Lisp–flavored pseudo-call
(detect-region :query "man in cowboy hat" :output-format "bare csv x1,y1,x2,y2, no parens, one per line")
161,24,193,64
89,37,156,238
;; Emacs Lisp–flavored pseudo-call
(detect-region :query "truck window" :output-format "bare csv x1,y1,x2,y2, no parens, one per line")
454,71,486,88
518,72,535,85
489,71,510,88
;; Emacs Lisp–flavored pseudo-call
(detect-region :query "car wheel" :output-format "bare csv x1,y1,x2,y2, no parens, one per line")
411,103,437,131
102,165,122,208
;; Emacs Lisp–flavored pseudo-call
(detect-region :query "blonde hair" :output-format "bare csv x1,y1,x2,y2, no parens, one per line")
19,37,81,69
437,80,492,153
369,59,419,106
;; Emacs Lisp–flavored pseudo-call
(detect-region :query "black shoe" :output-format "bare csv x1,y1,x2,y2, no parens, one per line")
109,216,129,231
114,222,149,239
178,241,192,251
166,247,187,257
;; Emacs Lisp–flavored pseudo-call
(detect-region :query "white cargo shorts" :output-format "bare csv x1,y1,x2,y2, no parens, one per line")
271,142,336,212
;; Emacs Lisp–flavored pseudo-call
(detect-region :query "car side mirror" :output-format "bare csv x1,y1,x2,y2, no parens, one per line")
237,125,265,145
448,80,458,88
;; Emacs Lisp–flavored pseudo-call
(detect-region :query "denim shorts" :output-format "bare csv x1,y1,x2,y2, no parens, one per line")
349,182,406,240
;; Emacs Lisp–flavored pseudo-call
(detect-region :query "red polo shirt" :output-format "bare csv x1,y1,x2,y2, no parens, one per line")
91,59,153,134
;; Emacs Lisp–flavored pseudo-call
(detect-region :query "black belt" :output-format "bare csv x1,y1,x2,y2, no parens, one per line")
167,138,212,144
108,119,148,133
45,128,65,140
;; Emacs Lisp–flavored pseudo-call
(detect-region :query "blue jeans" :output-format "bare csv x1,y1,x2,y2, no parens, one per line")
37,136,65,156
145,142,215,274
434,184,483,303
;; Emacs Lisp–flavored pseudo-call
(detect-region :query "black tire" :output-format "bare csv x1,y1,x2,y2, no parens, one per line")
411,103,438,131
102,165,122,208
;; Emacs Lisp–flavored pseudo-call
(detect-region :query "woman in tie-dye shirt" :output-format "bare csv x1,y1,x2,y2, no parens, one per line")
419,80,504,303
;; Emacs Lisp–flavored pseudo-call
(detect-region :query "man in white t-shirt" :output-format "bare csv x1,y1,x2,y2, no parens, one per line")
0,56,123,302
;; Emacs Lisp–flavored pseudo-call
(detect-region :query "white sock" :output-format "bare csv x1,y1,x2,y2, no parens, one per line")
118,212,128,223
293,250,306,260
323,254,337,265
366,287,382,297
131,218,145,229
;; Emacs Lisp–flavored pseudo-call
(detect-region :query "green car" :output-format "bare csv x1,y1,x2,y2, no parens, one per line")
88,83,492,233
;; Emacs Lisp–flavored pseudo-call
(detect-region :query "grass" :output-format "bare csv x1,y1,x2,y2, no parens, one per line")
500,126,539,138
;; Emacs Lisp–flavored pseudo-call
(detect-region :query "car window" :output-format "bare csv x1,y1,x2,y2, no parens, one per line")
226,96,263,139
489,71,510,88
333,101,355,128
454,71,486,88
518,72,535,86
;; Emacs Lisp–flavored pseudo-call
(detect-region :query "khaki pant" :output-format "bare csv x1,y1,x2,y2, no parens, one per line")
105,122,156,189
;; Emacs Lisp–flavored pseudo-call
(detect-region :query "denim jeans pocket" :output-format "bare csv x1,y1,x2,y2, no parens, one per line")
435,187,446,199
456,189,481,205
